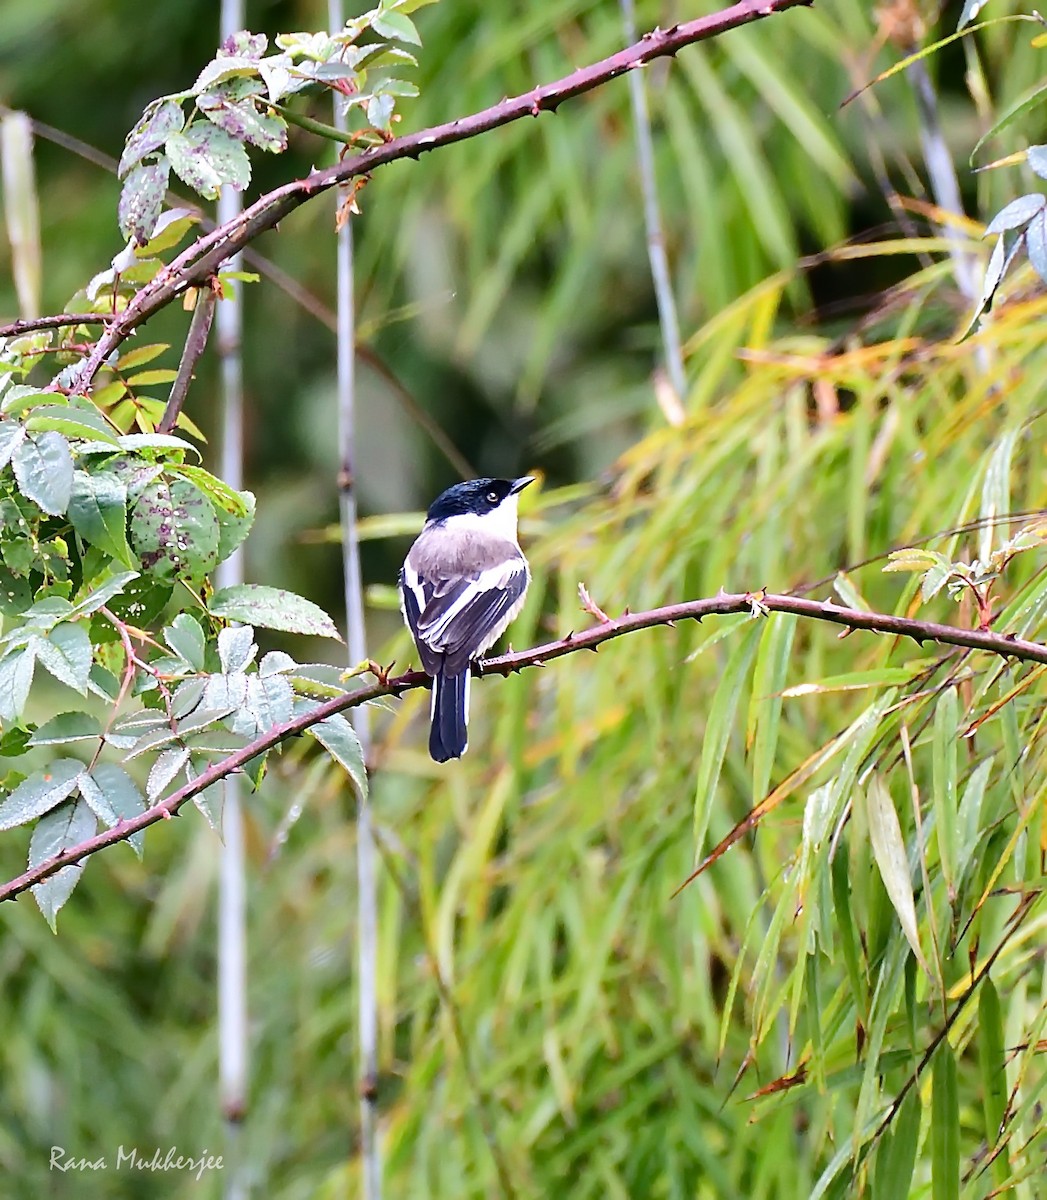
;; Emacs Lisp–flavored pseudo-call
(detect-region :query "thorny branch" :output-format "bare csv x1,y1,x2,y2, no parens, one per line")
61,0,812,395
157,285,218,434
4,586,1047,903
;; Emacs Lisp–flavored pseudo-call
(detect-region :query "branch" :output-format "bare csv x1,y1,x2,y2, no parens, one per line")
0,313,116,337
65,0,812,393
3,587,1047,903
157,286,217,434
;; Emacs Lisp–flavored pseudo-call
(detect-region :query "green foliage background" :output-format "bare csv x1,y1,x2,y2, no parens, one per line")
1,0,1046,1197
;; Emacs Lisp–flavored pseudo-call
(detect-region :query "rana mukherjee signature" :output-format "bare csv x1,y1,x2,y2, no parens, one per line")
50,1145,223,1179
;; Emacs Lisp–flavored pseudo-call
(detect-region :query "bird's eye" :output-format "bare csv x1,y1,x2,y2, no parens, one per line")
486,490,499,504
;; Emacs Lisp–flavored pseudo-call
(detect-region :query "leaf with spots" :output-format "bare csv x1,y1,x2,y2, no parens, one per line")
129,477,220,581
118,159,170,246
197,79,287,151
166,123,251,200
119,99,185,178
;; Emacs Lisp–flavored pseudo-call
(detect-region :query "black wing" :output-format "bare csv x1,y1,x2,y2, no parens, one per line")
400,560,528,675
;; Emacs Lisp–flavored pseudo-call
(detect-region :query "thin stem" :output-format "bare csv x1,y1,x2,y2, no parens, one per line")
157,285,217,434
0,313,116,338
62,0,812,395
216,3,248,1194
329,2,381,1193
619,0,687,403
5,587,1047,901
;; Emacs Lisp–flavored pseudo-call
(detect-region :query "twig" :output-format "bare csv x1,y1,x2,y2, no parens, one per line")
5,587,1047,901
619,0,687,403
0,313,116,338
157,286,217,434
63,0,813,395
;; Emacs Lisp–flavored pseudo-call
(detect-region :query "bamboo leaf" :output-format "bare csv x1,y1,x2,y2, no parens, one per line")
978,977,1009,1189
692,622,761,854
932,687,959,902
864,775,929,976
932,1041,960,1200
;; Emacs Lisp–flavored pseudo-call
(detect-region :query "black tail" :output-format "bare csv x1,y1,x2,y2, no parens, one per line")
430,670,470,762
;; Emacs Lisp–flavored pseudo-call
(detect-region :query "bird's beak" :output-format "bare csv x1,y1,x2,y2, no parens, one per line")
510,476,535,495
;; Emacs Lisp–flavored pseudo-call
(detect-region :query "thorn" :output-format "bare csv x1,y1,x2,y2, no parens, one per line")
666,619,676,628
587,644,600,653
563,630,575,642
579,582,612,623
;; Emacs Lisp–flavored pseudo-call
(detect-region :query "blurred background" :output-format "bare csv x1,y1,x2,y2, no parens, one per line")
2,0,1046,1197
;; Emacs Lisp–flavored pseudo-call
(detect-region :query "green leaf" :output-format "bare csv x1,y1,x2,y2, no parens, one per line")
0,419,26,468
217,625,257,674
125,369,179,386
24,405,120,445
692,623,761,854
0,726,31,756
147,746,190,802
932,1041,960,1200
0,566,32,616
978,977,1009,1188
209,584,342,640
971,80,1047,166
873,1086,921,1198
932,687,959,902
215,492,256,563
231,674,295,738
306,710,367,798
83,763,146,856
864,775,929,976
984,194,1045,237
750,613,795,802
68,471,133,565
0,647,36,721
118,160,170,246
12,431,74,515
115,344,169,372
166,123,251,200
163,613,206,671
371,10,422,44
29,798,97,930
119,98,185,178
28,711,101,746
979,429,1019,562
0,758,83,830
129,477,220,581
29,625,91,695
132,208,200,256
69,570,140,619
957,757,992,884
191,54,262,95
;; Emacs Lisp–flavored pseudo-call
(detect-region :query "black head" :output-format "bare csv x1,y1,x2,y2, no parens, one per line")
426,476,534,521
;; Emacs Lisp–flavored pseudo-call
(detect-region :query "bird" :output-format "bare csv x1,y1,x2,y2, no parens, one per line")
399,476,534,762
